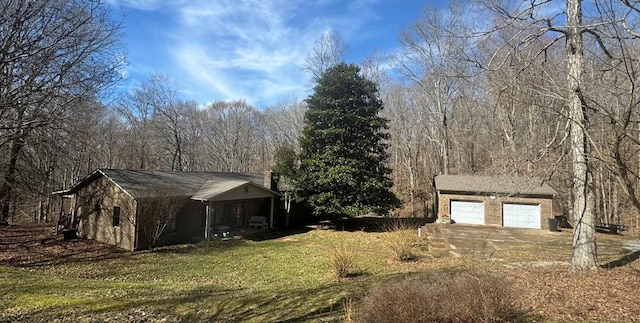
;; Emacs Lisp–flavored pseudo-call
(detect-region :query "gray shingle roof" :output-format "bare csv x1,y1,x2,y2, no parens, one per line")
59,169,266,199
191,179,278,201
191,179,249,201
434,174,557,196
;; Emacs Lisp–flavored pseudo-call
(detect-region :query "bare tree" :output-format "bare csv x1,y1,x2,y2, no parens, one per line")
360,50,390,86
475,0,640,271
397,1,474,175
115,74,198,171
142,74,192,171
578,2,640,230
136,184,189,251
303,30,350,83
0,0,125,221
382,82,432,217
480,36,566,177
564,0,596,271
200,100,261,172
262,97,307,153
115,84,156,170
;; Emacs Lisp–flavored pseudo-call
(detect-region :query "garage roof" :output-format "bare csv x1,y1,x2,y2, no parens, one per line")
434,174,557,196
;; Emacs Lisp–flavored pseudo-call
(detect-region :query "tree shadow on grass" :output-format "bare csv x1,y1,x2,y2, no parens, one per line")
600,250,640,269
134,277,381,322
151,238,250,254
6,281,357,322
329,216,427,233
0,225,55,245
242,225,315,241
0,225,130,268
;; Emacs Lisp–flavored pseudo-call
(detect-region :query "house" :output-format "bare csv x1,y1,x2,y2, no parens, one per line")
434,174,557,229
53,169,279,250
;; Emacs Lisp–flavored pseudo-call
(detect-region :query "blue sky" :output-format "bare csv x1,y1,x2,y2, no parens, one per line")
107,0,441,108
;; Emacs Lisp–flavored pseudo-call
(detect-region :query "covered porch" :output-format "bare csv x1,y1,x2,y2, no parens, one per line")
190,179,279,240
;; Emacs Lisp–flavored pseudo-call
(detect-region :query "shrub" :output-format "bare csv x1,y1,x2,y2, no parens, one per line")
381,220,420,261
329,244,358,280
356,270,520,323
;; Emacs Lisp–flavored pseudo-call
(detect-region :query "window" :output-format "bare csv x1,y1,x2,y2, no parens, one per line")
112,206,120,227
164,215,177,233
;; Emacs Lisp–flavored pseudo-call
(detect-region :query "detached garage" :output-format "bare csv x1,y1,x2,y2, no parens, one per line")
434,175,557,230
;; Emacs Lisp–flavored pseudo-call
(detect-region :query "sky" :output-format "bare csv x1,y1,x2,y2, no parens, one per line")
107,0,442,108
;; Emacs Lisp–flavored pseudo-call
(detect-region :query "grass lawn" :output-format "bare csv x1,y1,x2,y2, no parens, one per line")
0,225,424,322
1,223,639,322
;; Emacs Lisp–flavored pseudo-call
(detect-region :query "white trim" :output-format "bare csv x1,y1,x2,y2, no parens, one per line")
204,203,211,240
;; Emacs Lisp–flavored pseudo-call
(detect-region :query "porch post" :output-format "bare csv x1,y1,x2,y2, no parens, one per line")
57,196,64,234
269,196,274,228
204,202,210,240
71,194,78,227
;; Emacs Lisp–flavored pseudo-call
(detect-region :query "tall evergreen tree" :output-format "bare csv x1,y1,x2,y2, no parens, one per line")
297,63,400,217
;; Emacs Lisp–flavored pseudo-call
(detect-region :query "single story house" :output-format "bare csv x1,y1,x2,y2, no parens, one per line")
434,174,558,229
53,169,279,250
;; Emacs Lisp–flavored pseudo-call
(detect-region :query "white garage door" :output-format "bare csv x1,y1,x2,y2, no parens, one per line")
503,203,540,229
450,201,484,225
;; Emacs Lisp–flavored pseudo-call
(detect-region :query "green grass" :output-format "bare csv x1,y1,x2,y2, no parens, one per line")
0,229,421,322
1,226,637,322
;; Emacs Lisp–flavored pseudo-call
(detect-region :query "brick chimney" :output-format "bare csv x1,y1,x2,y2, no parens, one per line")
264,170,276,190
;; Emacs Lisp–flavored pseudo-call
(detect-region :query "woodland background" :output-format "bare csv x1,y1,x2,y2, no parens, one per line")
3,0,640,233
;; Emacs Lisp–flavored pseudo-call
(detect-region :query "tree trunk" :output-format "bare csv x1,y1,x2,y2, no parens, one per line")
408,159,416,217
567,0,597,271
0,140,24,221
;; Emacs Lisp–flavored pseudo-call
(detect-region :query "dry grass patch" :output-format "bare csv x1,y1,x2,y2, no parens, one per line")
356,269,521,323
381,220,424,262
328,244,359,280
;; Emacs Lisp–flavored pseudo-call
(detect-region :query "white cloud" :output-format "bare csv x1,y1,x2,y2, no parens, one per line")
111,0,382,107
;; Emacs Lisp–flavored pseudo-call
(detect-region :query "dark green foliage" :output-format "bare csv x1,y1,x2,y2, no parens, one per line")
297,63,401,217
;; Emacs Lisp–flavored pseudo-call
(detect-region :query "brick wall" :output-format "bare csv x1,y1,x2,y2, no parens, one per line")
436,192,554,229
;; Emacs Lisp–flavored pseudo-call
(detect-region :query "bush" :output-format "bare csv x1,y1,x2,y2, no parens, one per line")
356,270,520,323
381,220,420,261
329,244,358,280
